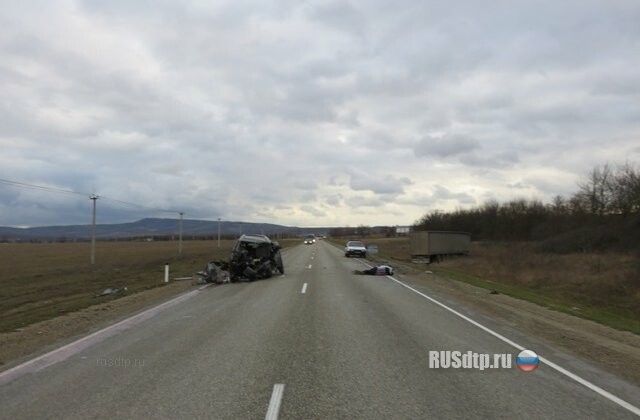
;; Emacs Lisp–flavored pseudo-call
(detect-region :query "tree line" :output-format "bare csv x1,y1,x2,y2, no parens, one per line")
415,163,640,252
327,225,396,238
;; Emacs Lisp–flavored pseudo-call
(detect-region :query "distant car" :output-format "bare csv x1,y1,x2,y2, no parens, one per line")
304,234,315,244
345,240,367,257
228,234,284,281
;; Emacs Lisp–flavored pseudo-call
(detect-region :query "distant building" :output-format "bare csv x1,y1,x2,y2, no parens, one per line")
396,226,411,235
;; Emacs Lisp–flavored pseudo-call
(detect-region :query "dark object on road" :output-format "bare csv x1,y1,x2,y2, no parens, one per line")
353,265,394,276
228,234,284,281
196,261,230,284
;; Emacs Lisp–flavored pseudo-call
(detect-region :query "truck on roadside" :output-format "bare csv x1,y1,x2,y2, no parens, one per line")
410,231,470,263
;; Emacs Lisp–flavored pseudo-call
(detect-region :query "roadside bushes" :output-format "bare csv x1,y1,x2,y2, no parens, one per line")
415,163,640,252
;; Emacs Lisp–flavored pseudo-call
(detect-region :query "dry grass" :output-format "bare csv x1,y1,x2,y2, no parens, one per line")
0,238,299,333
367,237,640,333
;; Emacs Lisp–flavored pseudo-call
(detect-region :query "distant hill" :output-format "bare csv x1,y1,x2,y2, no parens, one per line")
0,218,332,241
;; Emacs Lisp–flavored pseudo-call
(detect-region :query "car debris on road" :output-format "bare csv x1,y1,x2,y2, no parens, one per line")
197,261,230,284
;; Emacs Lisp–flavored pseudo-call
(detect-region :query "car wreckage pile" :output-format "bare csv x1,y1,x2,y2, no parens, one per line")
197,234,285,284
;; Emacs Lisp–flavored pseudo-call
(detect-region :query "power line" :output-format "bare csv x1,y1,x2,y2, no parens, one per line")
0,178,89,197
1,177,188,262
99,195,178,214
0,177,181,215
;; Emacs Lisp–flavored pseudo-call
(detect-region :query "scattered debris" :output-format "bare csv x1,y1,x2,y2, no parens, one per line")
425,270,433,274
173,276,194,281
94,287,128,298
197,261,230,284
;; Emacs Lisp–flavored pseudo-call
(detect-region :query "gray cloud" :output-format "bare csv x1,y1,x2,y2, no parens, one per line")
344,195,385,208
398,185,476,207
0,0,639,227
415,135,481,158
460,150,521,169
325,194,343,207
349,172,413,195
300,205,327,218
431,185,476,205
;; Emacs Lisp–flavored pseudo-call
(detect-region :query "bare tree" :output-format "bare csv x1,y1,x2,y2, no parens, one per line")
577,164,614,216
610,163,640,215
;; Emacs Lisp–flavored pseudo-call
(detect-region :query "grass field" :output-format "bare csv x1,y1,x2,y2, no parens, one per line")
0,238,299,333
338,237,640,334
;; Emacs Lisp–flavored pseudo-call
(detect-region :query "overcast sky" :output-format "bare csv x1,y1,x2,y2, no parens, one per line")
1,0,639,228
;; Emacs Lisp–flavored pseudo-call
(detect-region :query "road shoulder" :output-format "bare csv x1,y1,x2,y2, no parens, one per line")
0,281,196,370
373,256,640,387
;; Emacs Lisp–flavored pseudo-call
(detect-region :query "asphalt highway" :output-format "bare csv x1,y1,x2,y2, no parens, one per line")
1,241,639,419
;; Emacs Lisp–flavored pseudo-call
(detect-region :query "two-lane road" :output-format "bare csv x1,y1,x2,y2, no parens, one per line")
1,241,639,419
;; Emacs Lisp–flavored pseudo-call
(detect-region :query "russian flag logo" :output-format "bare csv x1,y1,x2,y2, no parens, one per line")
516,350,539,372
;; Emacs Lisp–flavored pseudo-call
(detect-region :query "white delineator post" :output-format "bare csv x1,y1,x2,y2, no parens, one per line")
178,212,184,255
90,194,99,265
217,217,221,248
164,263,169,283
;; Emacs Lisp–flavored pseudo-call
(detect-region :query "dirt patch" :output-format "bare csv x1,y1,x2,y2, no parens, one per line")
383,259,640,387
0,281,194,368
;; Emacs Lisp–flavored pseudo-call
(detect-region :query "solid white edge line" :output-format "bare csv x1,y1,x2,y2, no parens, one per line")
301,283,308,294
0,284,212,386
265,383,285,420
380,269,640,417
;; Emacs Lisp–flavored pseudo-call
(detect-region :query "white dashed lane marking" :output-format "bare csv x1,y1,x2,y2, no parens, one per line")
265,383,285,420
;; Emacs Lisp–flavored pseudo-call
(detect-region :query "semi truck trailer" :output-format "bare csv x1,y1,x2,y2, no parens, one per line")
410,231,470,263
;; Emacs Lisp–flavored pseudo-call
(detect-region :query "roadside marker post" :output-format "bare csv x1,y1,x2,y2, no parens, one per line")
164,263,169,283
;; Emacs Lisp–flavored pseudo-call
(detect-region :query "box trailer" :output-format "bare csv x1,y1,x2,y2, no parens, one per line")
410,231,470,263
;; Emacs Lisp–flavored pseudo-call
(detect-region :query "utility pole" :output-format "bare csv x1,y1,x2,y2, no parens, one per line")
90,194,99,265
217,217,221,247
178,212,184,255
